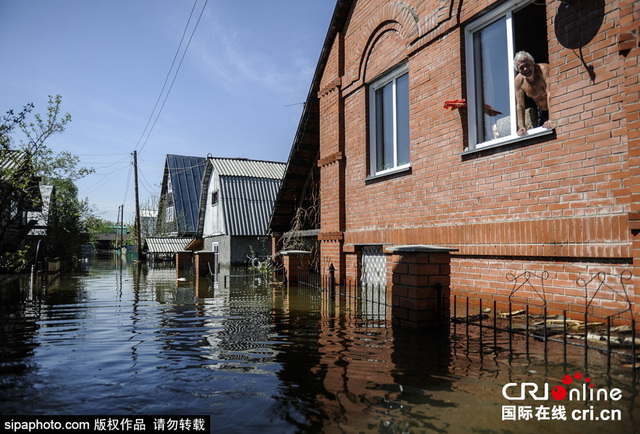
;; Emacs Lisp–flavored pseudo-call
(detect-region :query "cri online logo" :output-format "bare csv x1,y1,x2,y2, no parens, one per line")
502,372,622,402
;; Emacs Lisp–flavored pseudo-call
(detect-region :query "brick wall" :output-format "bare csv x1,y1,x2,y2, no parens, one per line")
314,0,636,316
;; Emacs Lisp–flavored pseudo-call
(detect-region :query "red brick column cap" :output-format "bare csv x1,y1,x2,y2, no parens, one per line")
384,244,459,253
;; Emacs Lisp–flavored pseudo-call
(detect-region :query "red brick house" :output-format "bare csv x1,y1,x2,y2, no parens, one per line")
270,0,640,325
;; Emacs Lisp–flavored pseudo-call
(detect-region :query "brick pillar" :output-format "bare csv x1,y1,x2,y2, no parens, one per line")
175,251,193,271
194,251,217,277
387,245,458,328
280,250,311,288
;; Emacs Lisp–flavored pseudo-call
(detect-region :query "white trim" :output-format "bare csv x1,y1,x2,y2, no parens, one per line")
462,127,554,155
368,64,409,176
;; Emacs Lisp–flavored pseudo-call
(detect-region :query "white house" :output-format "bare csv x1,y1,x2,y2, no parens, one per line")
195,157,286,266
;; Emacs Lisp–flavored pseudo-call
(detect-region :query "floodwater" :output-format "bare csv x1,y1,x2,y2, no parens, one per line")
1,255,638,433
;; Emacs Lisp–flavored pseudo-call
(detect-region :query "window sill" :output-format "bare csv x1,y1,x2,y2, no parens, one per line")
461,127,554,156
365,164,412,182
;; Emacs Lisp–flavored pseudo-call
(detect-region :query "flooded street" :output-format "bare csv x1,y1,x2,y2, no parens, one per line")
1,256,638,433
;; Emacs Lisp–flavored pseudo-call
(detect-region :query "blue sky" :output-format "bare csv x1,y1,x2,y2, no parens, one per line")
0,0,335,222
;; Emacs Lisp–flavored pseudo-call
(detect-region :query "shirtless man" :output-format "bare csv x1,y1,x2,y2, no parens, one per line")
514,51,553,136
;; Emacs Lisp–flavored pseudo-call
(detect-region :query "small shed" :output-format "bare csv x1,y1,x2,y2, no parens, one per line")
143,237,194,261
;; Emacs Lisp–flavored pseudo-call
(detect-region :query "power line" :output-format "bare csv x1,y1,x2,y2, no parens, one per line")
80,159,131,196
136,0,209,154
122,157,133,205
137,166,158,197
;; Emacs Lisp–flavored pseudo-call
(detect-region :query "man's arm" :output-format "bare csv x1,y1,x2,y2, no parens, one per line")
515,76,527,136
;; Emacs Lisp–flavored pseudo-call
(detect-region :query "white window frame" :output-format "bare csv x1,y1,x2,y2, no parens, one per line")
465,0,552,151
166,205,174,223
368,64,410,177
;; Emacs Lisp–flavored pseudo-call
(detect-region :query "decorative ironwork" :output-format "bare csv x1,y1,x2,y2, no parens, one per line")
505,270,549,305
577,270,633,319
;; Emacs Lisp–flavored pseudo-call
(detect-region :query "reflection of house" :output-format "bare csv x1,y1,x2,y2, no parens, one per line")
156,154,207,237
271,0,640,320
194,157,286,266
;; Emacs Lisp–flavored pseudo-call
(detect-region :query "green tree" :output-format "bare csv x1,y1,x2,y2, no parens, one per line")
0,95,93,272
46,178,92,265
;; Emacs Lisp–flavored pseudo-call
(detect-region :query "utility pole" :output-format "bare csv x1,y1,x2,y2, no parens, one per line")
119,205,124,250
132,151,144,260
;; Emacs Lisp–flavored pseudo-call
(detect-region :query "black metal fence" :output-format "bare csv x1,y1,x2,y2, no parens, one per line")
298,269,391,321
219,266,286,288
453,269,638,370
297,268,639,370
452,294,638,371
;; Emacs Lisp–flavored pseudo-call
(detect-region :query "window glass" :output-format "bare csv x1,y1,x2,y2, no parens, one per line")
369,67,409,176
396,73,410,166
473,17,509,143
375,83,395,172
466,0,549,149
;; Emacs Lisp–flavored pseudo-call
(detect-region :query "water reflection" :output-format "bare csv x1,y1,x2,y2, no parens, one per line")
0,257,638,433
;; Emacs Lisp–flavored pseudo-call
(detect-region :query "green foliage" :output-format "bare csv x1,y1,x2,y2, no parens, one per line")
247,244,273,274
47,178,91,261
1,246,31,274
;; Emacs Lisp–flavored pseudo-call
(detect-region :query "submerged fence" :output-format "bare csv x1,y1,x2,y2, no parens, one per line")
453,269,639,370
221,266,286,288
298,269,392,322
297,268,639,370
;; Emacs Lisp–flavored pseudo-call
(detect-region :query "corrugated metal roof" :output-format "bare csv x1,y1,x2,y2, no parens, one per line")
209,158,286,179
166,155,207,235
220,176,282,236
0,150,30,176
144,237,194,253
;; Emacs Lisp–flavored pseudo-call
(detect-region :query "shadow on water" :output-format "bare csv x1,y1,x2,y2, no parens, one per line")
0,256,638,433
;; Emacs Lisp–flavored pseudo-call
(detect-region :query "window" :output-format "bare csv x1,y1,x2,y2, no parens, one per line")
465,0,549,150
368,65,410,176
166,206,174,223
211,191,218,206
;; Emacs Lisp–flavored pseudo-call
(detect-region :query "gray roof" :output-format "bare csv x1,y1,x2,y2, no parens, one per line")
144,237,194,254
220,176,282,236
209,158,286,179
196,158,286,237
0,150,30,178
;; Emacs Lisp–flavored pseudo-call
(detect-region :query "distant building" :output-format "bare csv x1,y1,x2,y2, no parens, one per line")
27,184,55,238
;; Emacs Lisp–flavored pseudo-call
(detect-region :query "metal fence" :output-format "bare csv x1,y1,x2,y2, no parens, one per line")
298,268,639,370
455,269,638,370
298,269,391,322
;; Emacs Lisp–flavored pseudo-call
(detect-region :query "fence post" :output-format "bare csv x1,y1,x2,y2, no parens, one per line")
279,250,311,288
329,263,336,296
